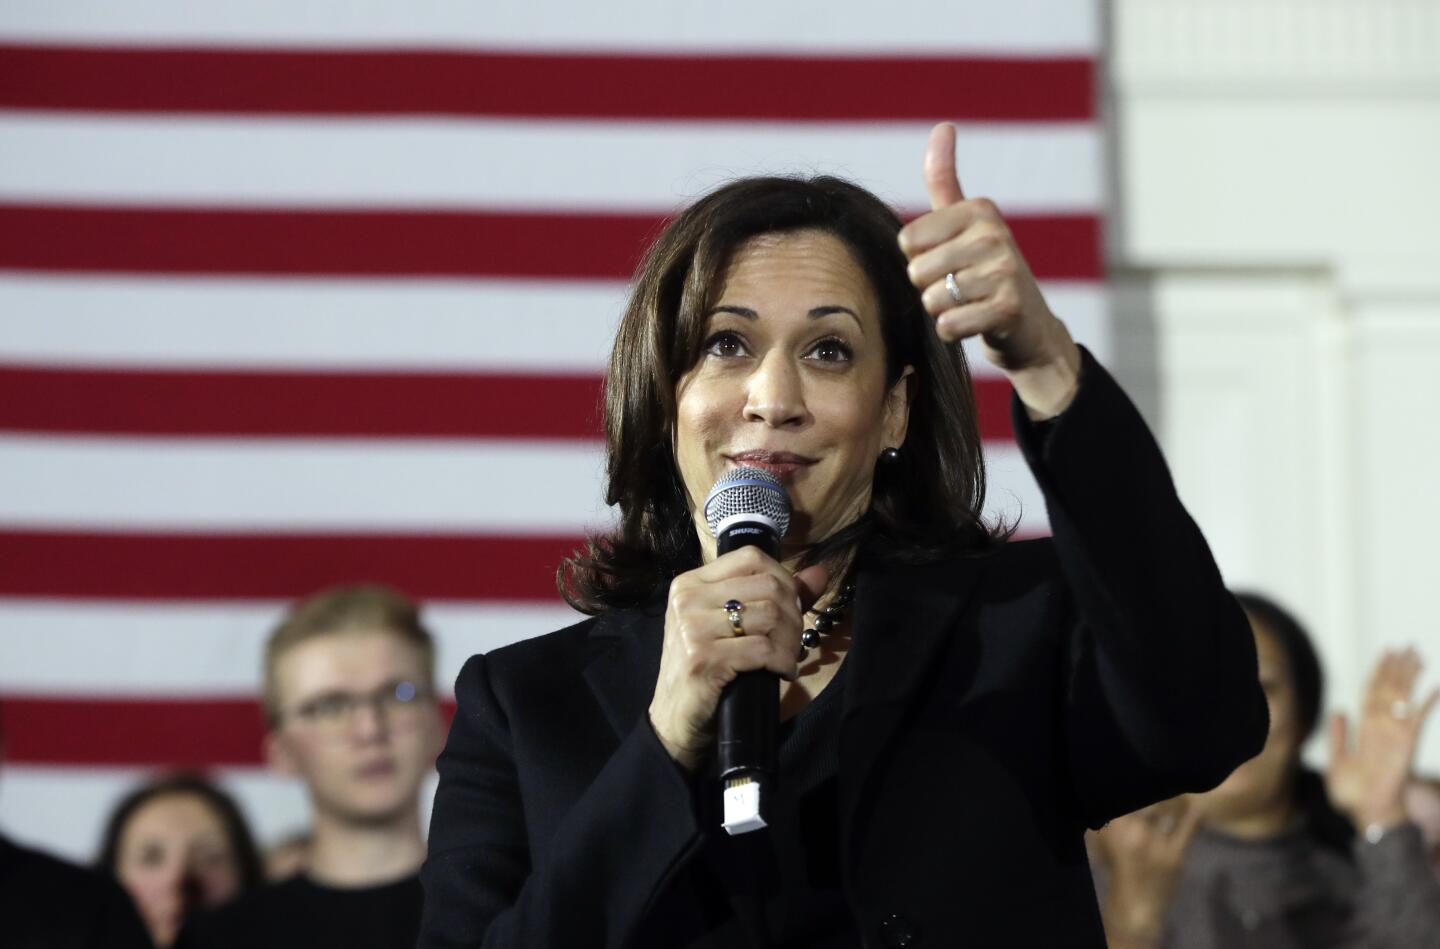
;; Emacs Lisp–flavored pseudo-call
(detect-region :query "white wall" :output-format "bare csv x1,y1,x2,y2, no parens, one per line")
1109,0,1440,771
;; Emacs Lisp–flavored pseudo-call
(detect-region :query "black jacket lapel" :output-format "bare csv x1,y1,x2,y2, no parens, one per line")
581,604,666,741
839,554,986,874
841,555,984,714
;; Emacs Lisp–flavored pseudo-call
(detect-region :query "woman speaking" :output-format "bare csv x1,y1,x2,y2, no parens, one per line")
417,125,1268,948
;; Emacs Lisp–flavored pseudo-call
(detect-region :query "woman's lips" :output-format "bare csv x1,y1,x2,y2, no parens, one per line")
728,451,815,481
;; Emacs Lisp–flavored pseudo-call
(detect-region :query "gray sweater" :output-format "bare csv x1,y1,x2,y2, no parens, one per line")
1098,821,1440,949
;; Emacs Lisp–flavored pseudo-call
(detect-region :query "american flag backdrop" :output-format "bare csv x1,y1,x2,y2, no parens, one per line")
0,1,1107,860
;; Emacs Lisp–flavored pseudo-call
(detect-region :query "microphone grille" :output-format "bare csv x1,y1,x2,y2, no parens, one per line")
703,466,791,539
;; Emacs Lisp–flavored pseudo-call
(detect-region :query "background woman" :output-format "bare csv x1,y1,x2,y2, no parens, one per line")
1091,592,1440,947
98,773,264,947
418,125,1268,947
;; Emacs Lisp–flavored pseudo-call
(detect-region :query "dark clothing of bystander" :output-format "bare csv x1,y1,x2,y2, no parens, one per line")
173,872,422,949
0,833,153,949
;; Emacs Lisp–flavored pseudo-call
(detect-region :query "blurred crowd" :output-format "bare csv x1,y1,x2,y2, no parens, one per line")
2,586,1438,948
2,585,443,949
1090,593,1440,948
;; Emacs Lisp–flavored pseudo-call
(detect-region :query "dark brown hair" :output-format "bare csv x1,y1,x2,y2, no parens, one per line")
1231,590,1354,854
560,174,1008,613
1232,591,1323,744
96,772,265,893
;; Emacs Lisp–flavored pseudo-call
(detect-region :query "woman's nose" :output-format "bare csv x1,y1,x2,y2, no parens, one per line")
743,352,807,427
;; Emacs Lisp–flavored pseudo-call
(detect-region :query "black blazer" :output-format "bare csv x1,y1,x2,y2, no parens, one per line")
418,351,1269,948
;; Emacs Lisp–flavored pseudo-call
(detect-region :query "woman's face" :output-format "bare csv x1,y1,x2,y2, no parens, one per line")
114,791,243,947
674,229,912,556
1195,619,1303,823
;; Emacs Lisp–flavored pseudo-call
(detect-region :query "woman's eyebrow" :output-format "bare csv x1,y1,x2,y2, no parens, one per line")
808,305,863,330
812,306,864,335
705,305,757,319
704,304,862,325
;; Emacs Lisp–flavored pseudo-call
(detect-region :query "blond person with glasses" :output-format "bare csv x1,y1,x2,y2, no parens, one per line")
174,585,446,949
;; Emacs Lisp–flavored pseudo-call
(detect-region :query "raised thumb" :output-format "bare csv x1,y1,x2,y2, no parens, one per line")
923,122,965,210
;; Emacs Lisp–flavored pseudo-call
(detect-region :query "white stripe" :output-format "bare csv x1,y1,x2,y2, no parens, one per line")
0,437,1043,533
0,276,626,373
0,437,611,531
0,599,583,695
983,440,1048,536
0,765,431,866
0,0,1099,54
0,276,1109,376
0,116,1104,214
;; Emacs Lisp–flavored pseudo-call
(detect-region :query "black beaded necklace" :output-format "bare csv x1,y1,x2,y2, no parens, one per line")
799,579,856,655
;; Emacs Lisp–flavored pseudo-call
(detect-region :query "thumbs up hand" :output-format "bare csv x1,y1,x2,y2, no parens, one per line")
898,123,1082,419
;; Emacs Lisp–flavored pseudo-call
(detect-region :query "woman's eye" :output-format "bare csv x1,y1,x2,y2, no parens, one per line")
703,332,747,358
808,337,853,363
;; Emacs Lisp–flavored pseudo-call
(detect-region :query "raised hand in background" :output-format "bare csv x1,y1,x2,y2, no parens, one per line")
1090,796,1203,948
1326,648,1440,833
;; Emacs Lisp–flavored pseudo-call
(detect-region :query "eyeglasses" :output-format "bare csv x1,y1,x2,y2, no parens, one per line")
283,679,434,734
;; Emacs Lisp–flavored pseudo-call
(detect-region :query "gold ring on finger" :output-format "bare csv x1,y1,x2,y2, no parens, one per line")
1391,699,1412,719
723,599,745,636
945,271,965,305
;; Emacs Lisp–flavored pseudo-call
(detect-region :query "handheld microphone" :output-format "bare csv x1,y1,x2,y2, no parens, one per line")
703,466,791,835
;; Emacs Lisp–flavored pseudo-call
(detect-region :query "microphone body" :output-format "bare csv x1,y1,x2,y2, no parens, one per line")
704,467,791,835
715,522,780,797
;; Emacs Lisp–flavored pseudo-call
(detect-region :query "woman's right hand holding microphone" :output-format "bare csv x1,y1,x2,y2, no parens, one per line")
647,546,827,772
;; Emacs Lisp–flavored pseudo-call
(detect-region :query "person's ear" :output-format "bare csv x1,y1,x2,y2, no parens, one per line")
882,365,915,450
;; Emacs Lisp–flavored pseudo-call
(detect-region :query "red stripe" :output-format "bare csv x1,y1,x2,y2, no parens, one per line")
0,205,663,280
0,204,1102,280
0,365,1015,441
0,366,607,440
976,378,1012,440
0,530,582,601
0,695,458,766
0,45,1095,121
